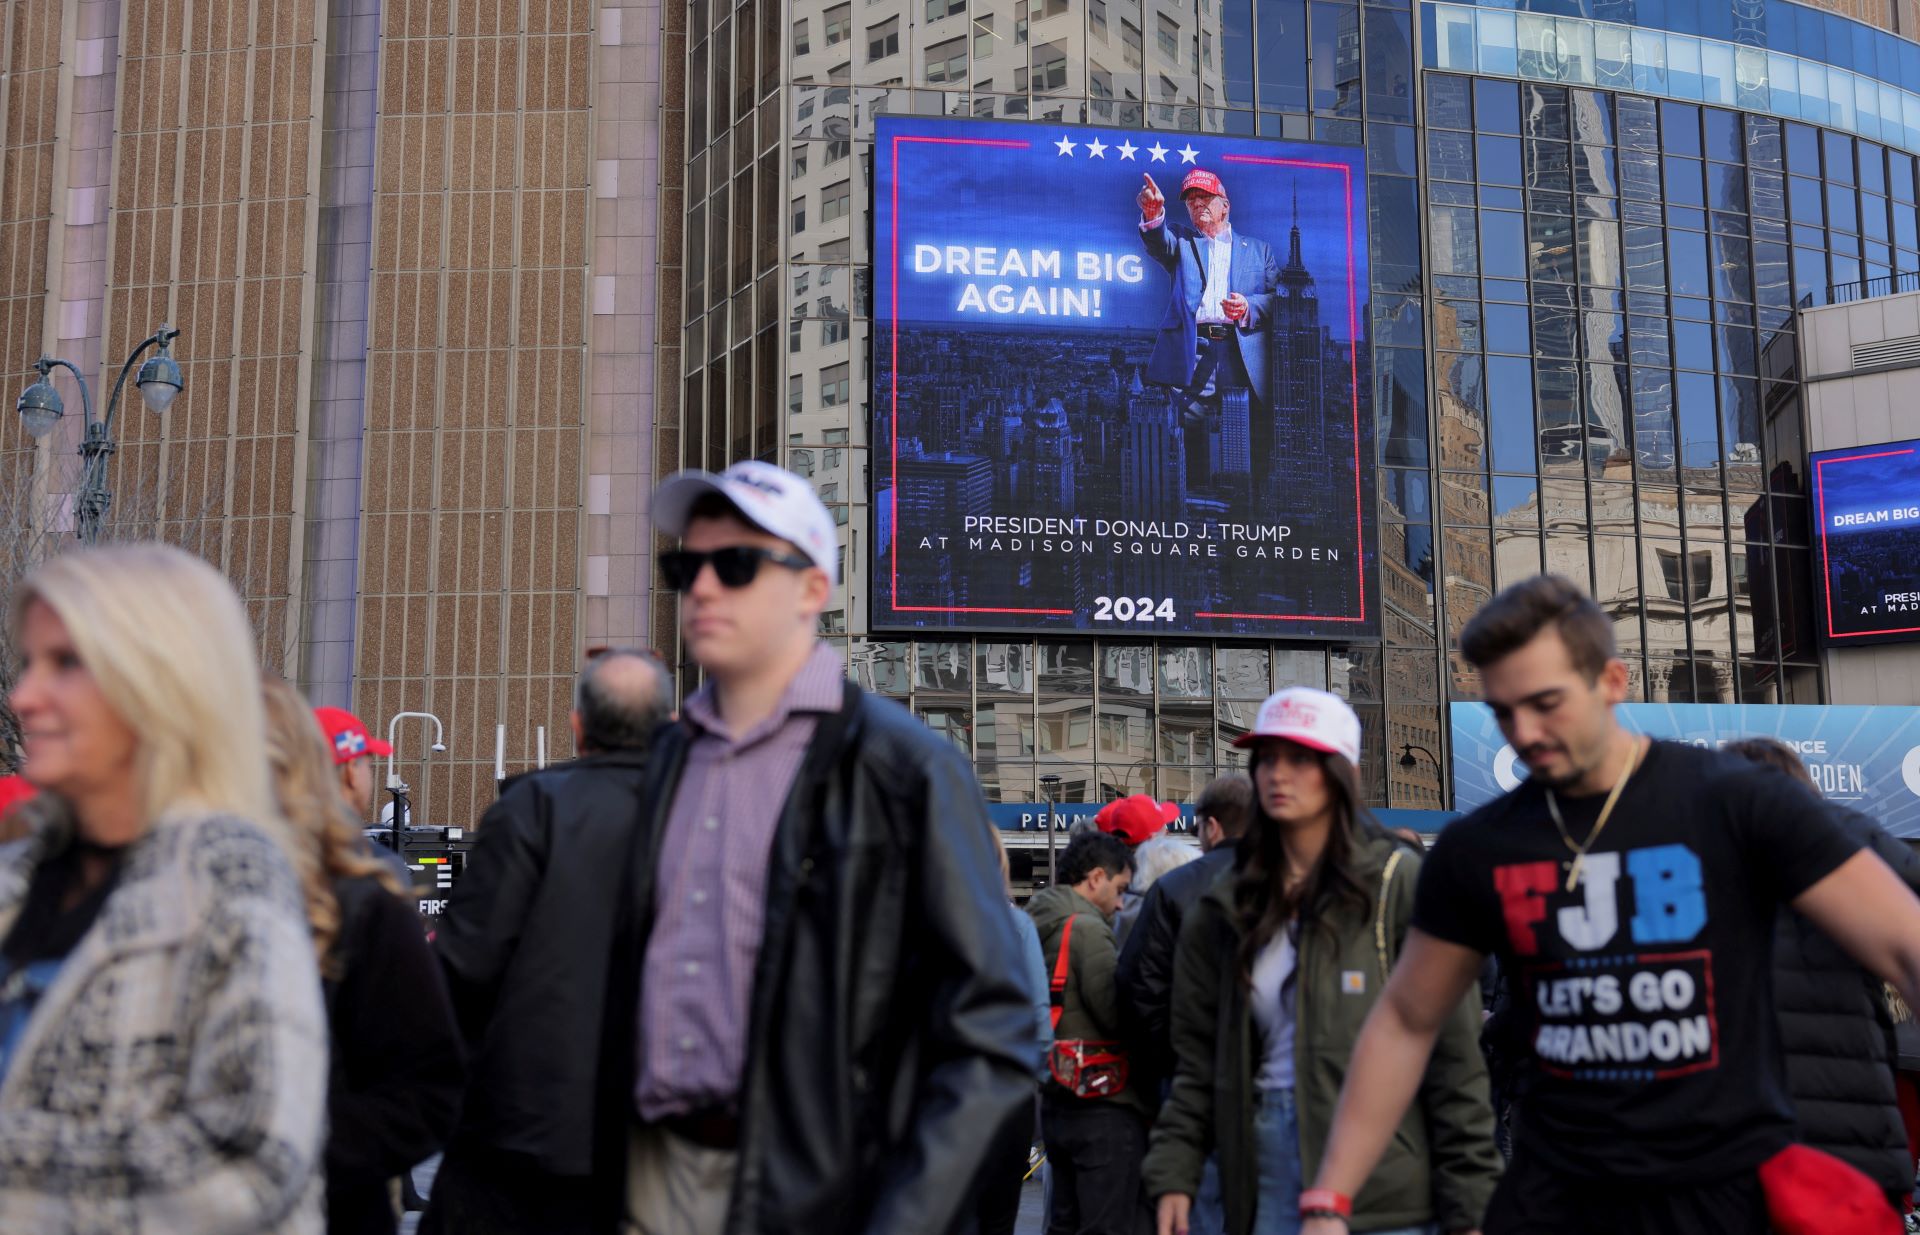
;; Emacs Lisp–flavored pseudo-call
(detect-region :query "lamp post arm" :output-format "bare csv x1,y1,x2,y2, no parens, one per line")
37,356,109,544
99,325,178,440
36,356,95,433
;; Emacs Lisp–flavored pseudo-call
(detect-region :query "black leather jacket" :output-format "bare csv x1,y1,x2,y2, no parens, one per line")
598,681,1039,1234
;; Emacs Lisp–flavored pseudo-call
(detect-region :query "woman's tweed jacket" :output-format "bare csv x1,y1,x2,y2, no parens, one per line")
0,810,328,1233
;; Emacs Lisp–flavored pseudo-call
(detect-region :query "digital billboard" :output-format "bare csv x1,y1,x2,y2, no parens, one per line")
1811,436,1920,645
872,116,1375,638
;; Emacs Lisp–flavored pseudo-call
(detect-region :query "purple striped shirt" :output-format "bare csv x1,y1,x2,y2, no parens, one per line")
634,641,846,1120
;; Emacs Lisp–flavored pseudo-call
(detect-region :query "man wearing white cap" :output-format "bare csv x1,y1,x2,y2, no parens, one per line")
601,460,1038,1235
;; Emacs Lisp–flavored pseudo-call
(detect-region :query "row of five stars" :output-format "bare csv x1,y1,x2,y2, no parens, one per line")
1054,134,1201,162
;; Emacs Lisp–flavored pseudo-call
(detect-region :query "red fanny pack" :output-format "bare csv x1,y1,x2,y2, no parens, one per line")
1046,915,1130,1099
1757,1144,1901,1235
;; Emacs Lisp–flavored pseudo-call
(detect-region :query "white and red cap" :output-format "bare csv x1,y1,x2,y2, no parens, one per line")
1233,686,1362,766
1181,168,1226,199
652,460,840,585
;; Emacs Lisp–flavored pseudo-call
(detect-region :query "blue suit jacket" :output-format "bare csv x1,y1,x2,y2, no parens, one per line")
1139,219,1279,406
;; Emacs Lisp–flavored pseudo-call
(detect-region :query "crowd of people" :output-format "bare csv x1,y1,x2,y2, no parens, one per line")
3,459,1920,1235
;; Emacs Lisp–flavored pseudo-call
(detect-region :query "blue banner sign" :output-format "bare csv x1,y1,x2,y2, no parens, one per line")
991,803,1199,834
990,803,1460,835
1450,702,1920,838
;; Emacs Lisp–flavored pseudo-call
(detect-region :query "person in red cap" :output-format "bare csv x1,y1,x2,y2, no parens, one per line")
1135,165,1278,491
1098,793,1183,948
1097,792,1181,848
315,705,392,824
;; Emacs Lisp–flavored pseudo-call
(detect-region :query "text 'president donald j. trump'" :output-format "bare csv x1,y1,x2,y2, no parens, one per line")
1137,168,1279,491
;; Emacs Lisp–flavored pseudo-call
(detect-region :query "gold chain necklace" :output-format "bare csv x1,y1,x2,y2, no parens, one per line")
1544,738,1644,893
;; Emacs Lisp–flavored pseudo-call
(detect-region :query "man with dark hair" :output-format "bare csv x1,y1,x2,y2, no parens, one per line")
606,460,1034,1235
1031,830,1145,1235
1457,571,1616,681
1301,574,1920,1235
1726,737,1920,1215
424,649,672,1235
1117,775,1252,1234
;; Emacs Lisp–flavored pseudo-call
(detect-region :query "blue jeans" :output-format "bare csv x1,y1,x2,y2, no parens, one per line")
1189,1153,1225,1235
1251,1088,1440,1235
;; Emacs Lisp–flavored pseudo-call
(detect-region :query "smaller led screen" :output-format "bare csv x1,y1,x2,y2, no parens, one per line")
1811,436,1920,645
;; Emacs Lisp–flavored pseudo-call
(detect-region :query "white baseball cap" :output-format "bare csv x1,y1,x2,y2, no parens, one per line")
1233,686,1363,766
652,460,840,585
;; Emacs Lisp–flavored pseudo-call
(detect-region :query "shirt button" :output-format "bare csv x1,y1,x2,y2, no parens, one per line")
680,1036,697,1051
702,817,719,832
691,890,708,905
684,961,701,976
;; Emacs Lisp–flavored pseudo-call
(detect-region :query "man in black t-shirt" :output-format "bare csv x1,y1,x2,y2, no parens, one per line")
1296,576,1920,1235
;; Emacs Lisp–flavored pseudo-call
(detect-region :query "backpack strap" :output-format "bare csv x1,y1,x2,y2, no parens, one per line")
1376,849,1406,983
1049,915,1077,1032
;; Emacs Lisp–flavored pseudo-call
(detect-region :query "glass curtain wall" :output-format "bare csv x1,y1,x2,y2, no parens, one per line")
656,0,1918,804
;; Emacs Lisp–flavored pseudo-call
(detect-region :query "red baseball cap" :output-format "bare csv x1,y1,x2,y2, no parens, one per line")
314,706,392,766
1095,794,1180,847
0,775,34,817
1181,169,1226,199
1757,1144,1900,1235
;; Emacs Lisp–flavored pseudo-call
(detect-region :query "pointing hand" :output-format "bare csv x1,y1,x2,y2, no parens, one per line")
1138,173,1165,222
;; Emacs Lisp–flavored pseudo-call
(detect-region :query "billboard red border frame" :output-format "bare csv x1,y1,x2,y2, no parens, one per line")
882,129,1371,628
1814,445,1920,640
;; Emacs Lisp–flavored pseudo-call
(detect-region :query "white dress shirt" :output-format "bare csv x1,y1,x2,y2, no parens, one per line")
1141,214,1239,327
1193,225,1236,325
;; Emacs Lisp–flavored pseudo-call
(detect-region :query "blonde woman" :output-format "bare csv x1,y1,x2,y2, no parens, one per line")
261,676,464,1235
0,544,326,1232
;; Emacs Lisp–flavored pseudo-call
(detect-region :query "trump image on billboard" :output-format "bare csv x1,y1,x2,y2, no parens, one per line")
872,115,1376,637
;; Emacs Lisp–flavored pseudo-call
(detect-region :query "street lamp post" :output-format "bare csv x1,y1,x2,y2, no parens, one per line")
15,325,184,545
383,711,448,841
1398,743,1444,806
1039,772,1062,886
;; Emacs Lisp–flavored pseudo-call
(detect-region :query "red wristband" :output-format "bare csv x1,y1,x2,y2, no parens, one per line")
1299,1189,1354,1217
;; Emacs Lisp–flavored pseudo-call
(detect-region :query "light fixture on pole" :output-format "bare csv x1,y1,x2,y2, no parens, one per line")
16,324,184,544
382,711,448,845
1398,744,1444,807
1398,743,1441,773
1039,772,1062,886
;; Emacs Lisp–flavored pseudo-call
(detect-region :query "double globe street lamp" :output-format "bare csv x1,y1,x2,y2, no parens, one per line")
15,324,184,545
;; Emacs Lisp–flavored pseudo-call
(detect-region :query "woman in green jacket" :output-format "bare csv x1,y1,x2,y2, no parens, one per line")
1144,688,1500,1235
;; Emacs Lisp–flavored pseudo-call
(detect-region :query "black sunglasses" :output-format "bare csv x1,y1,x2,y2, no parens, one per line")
659,546,815,591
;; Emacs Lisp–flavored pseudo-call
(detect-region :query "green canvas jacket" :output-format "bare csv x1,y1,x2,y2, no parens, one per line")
1141,835,1501,1233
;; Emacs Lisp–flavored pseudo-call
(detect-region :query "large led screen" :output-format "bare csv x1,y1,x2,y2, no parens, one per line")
1811,436,1920,645
871,116,1376,638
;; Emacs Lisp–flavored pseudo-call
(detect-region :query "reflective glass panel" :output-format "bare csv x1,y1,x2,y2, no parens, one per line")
1488,355,1537,474
1480,210,1527,279
1665,156,1706,208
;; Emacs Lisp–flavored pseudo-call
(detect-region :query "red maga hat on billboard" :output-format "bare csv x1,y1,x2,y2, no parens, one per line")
1095,794,1180,847
1180,169,1226,199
